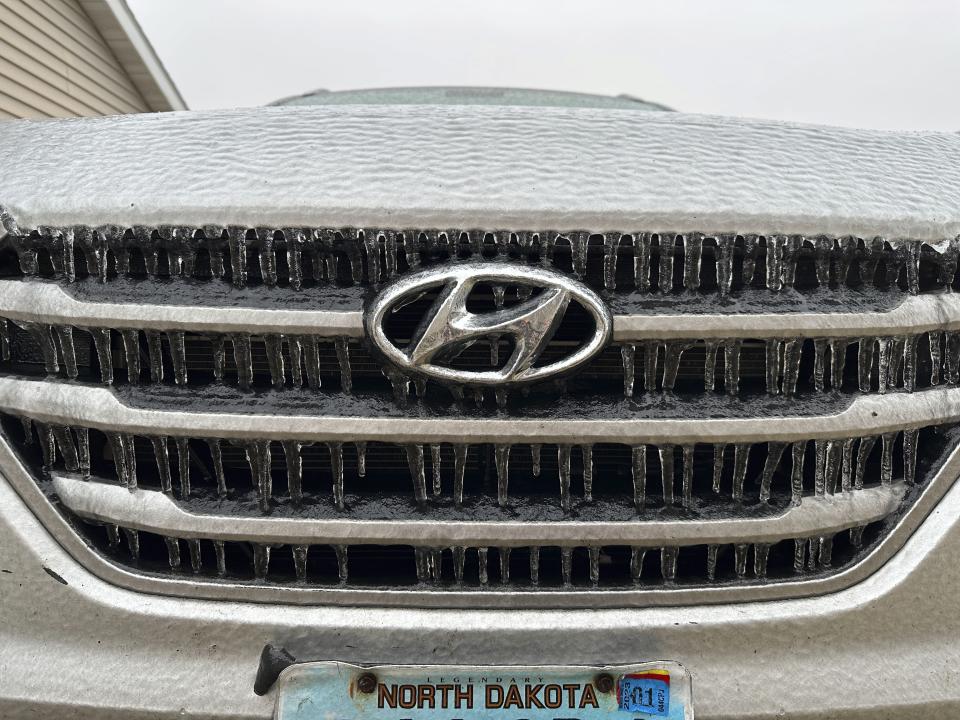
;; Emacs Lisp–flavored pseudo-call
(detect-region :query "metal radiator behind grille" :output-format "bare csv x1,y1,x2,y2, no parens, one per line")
1,222,959,608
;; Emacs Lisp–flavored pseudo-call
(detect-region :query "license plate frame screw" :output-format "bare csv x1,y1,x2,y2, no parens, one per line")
357,672,378,693
595,673,615,693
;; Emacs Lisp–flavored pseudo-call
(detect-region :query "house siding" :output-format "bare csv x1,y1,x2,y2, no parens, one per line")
0,0,149,118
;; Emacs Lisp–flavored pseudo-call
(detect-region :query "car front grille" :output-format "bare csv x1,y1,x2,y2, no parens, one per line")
0,225,959,607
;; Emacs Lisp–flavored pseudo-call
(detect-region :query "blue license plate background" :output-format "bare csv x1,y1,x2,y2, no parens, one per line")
275,662,692,720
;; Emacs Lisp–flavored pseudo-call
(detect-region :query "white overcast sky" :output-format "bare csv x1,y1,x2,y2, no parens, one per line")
128,0,960,132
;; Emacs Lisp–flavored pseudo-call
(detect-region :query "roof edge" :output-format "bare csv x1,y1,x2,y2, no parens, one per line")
79,0,187,112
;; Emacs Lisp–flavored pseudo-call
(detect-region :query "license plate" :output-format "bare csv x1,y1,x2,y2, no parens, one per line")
275,661,693,720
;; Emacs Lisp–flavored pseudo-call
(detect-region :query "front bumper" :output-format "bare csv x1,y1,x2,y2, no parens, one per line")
3,458,960,720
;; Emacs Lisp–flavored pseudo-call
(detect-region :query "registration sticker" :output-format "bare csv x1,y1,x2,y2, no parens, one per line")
274,661,693,720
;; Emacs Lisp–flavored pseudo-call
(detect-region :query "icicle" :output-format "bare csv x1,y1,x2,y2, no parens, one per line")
814,236,833,286
491,284,506,309
167,331,187,385
227,227,247,288
151,436,173,494
858,338,875,391
782,339,802,395
570,231,588,279
119,329,139,384
621,344,636,397
453,444,467,506
819,534,834,567
302,337,321,390
62,229,76,282
494,388,507,409
830,339,847,390
603,232,621,290
783,235,803,288
530,443,541,477
704,545,719,581
813,339,827,392
949,333,960,384
414,548,429,582
841,438,855,492
661,342,685,392
529,546,540,585
327,442,345,509
406,444,427,504
681,445,694,508
334,544,348,583
880,432,896,485
232,334,253,390
403,229,421,269
558,444,572,511
208,439,226,496
661,546,678,582
682,233,702,290
855,436,877,490
716,234,734,296
765,339,781,394
889,336,905,389
825,440,842,495
145,332,163,382
793,538,807,573
284,229,304,290
362,229,381,284
478,547,489,585
633,233,651,291
106,524,120,548
903,428,919,485
759,442,785,502
791,441,806,502
712,444,726,493
754,543,770,578
877,337,893,392
75,427,90,476
904,335,918,392
813,440,827,496
732,444,749,501
0,319,9,362
264,335,285,389
431,444,442,497
704,341,718,391
37,423,55,469
561,547,574,585
354,440,367,478
765,235,785,290
55,326,77,379
383,367,408,403
632,445,647,512
499,547,511,584
837,236,857,286
334,337,352,393
659,445,675,506
175,437,190,497
244,441,272,512
724,340,741,395
282,441,303,503
850,525,866,549
630,547,646,583
210,336,226,382
52,426,79,471
905,241,921,294
121,527,140,560
187,540,201,573
587,546,600,586
20,416,33,445
930,330,943,385
742,235,759,287
253,544,271,579
734,543,749,578
452,546,466,583
658,233,675,293
165,537,181,569
292,545,309,581
582,444,594,502
643,341,659,392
